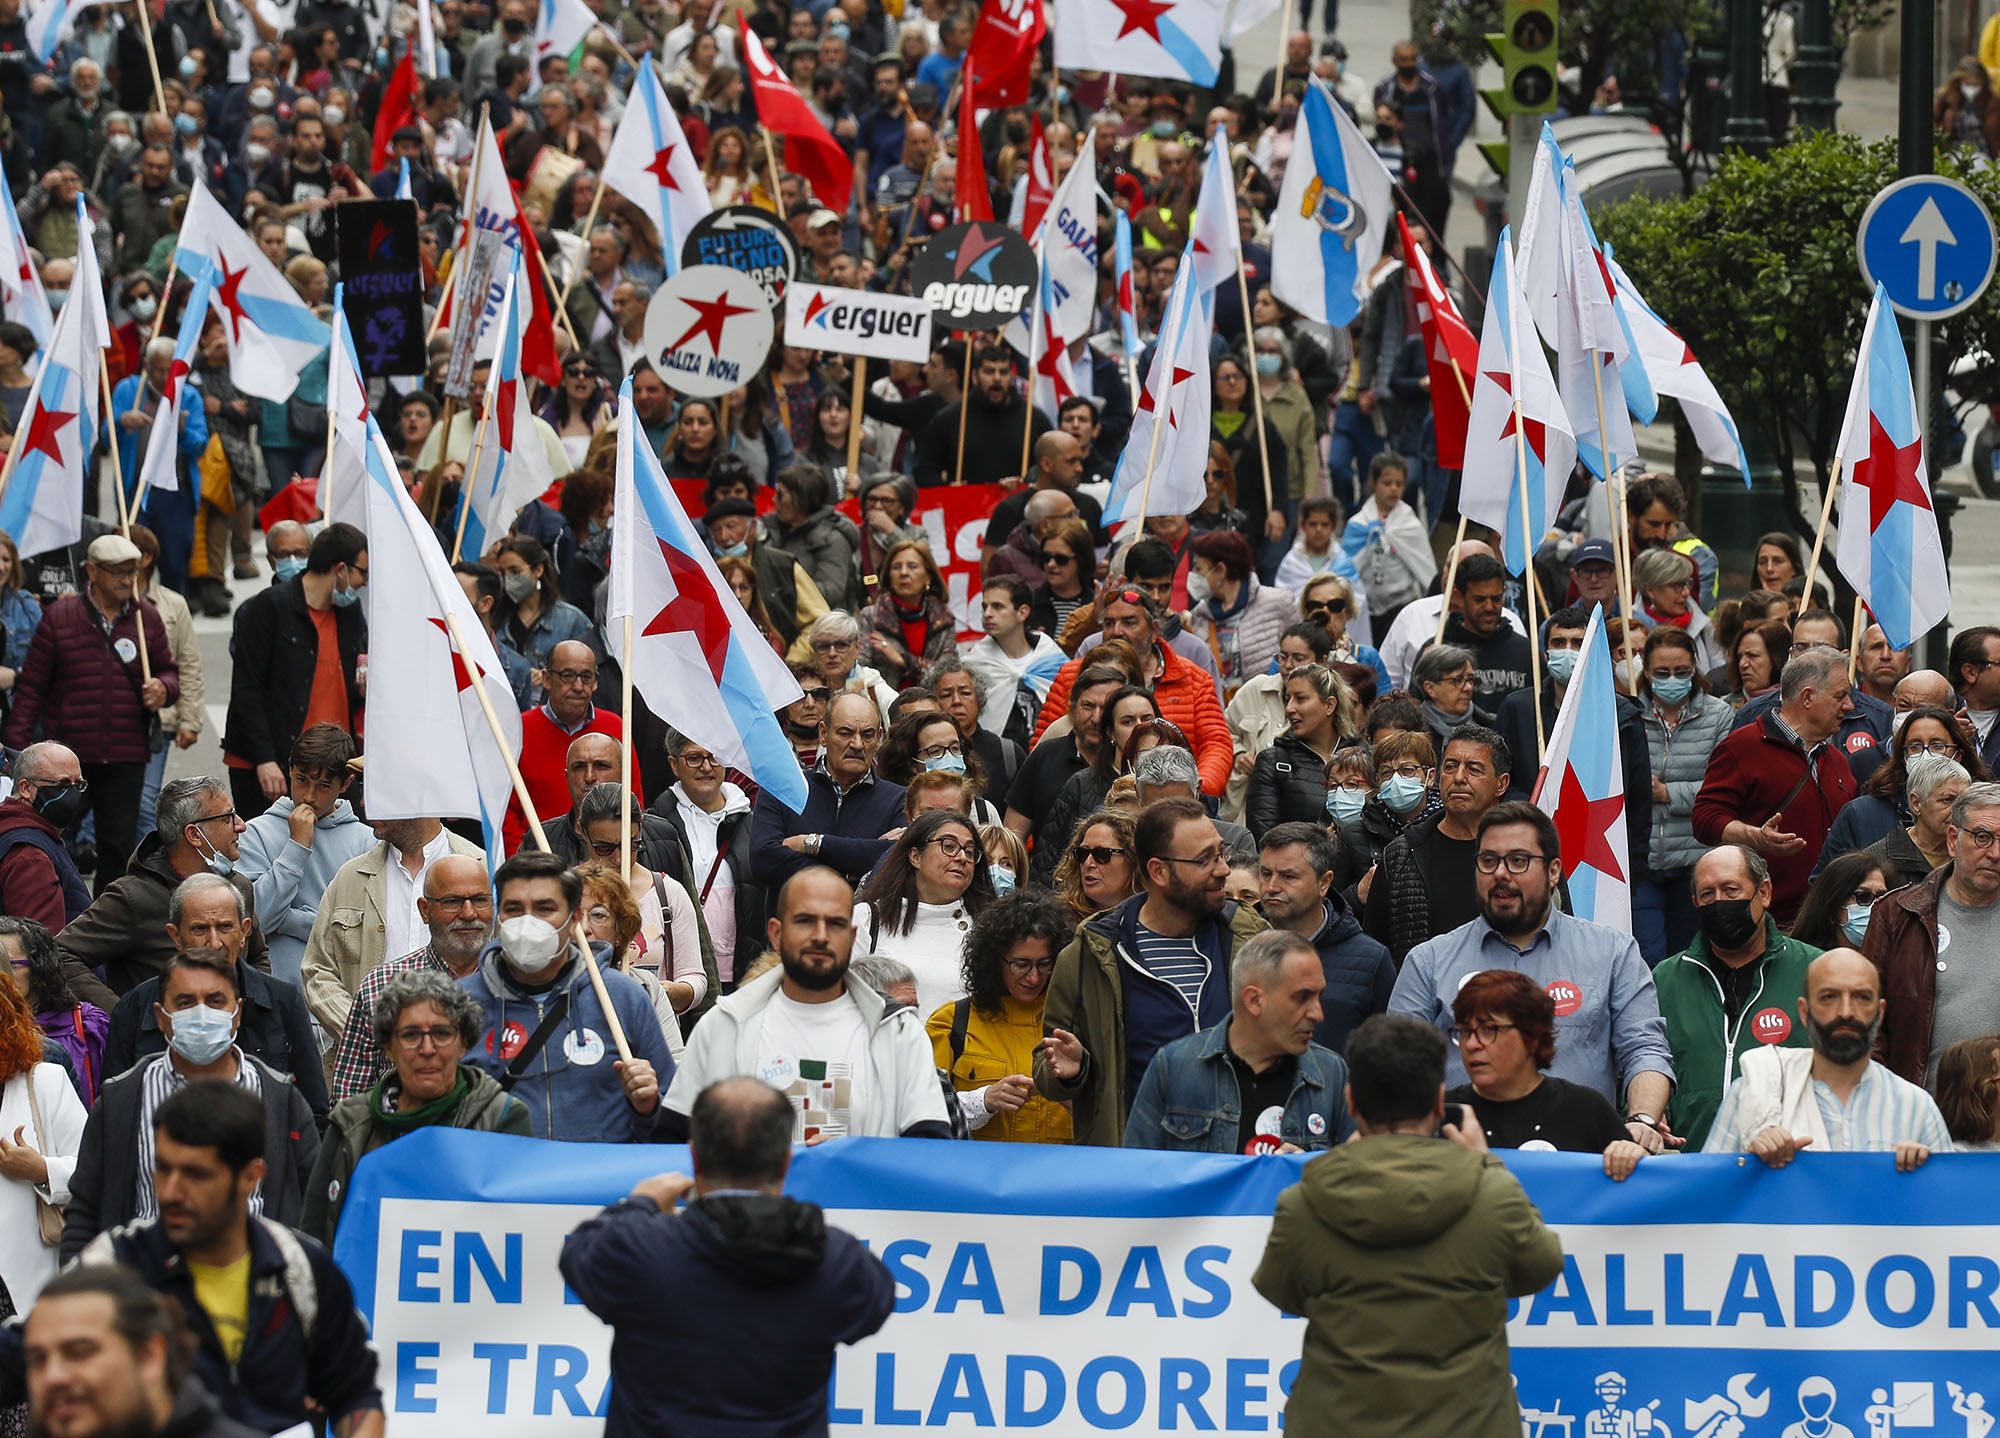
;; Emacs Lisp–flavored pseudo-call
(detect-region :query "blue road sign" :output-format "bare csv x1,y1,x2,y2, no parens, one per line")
1857,176,1998,320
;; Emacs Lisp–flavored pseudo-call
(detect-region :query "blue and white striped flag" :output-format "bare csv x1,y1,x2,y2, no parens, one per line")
1269,77,1391,328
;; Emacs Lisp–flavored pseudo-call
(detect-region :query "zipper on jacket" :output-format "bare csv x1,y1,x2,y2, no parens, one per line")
1690,953,1767,1099
1113,940,1207,1027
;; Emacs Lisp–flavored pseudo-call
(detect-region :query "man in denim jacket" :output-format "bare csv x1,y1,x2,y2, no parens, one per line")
1122,930,1355,1154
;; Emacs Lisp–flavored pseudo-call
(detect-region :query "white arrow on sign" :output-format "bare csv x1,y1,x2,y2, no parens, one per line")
1900,196,1957,301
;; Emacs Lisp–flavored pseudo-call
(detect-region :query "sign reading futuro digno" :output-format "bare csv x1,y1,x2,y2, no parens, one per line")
338,1133,2000,1436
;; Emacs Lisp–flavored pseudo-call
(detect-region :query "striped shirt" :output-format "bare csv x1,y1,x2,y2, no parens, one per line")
135,1050,265,1220
1706,1057,1953,1154
1130,927,1212,1016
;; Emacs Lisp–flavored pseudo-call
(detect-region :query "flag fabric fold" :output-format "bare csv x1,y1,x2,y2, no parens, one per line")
371,53,421,173
1270,77,1391,328
0,275,96,556
738,20,851,215
1533,605,1630,931
0,165,52,346
174,181,331,402
1052,0,1226,85
608,376,806,813
966,0,1044,107
1011,115,1054,237
1003,126,1100,354
1399,212,1475,469
1610,254,1752,485
1833,283,1950,650
1103,261,1211,525
321,287,372,529
954,66,995,224
1114,209,1141,365
1458,226,1577,576
133,266,216,502
458,260,553,562
534,0,595,65
1188,140,1238,297
360,408,522,866
601,60,712,280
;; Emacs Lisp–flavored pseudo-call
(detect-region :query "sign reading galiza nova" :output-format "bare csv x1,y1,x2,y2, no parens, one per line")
783,281,933,363
639,264,774,399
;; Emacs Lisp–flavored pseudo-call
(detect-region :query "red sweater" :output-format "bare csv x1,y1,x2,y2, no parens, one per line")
1691,713,1855,923
505,705,624,853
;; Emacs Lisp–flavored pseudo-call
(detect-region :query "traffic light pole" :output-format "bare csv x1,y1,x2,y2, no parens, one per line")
1898,0,1950,671
1721,0,1773,153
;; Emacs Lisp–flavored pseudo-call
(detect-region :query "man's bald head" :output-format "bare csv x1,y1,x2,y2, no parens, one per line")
690,1076,796,1194
566,732,621,805
423,852,489,901
13,741,79,787
546,641,599,724
1453,539,1497,564
1894,669,1955,712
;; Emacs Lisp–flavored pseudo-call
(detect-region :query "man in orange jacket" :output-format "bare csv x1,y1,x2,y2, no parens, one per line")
1034,587,1235,796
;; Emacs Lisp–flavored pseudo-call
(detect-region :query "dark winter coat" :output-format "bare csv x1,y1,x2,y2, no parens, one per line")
1303,893,1396,1053
1245,731,1335,840
1,593,178,763
0,795,89,931
221,577,366,769
771,507,862,614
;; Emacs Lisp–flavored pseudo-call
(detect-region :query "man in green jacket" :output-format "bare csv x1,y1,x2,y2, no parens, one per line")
1654,844,1819,1150
1254,1014,1563,1438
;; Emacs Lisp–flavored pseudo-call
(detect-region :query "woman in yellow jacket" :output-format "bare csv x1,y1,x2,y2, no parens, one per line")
927,892,1074,1145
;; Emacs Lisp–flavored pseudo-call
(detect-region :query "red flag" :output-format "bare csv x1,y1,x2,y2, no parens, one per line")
370,52,419,174
738,19,851,215
965,0,1044,108
1398,211,1477,469
1019,114,1053,235
954,68,993,224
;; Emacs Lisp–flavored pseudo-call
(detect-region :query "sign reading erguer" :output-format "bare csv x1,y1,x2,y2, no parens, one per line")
782,281,933,363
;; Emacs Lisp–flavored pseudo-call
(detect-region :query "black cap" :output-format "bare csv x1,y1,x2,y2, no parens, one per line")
703,497,757,523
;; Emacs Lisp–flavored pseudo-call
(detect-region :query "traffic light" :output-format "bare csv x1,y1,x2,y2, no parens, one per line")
1478,0,1559,176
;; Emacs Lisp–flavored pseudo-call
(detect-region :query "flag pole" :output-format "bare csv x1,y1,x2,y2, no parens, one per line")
1510,394,1545,759
759,129,785,216
1801,455,1843,609
952,337,973,484
1587,352,1636,618
428,105,489,346
619,613,635,888
146,257,179,350
1017,265,1042,481
101,365,130,532
847,355,868,483
451,396,498,562
553,182,608,319
1236,250,1275,517
421,398,457,522
1433,362,1476,645
1849,594,1866,686
132,0,168,129
442,608,550,852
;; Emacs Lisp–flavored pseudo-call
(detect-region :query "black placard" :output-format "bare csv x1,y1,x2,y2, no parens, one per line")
906,221,1039,331
336,200,426,377
680,205,799,309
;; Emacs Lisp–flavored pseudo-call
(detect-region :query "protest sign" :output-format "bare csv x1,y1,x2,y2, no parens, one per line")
908,221,1038,331
336,201,426,377
681,205,799,309
336,1131,2000,1437
639,265,775,400
783,282,934,364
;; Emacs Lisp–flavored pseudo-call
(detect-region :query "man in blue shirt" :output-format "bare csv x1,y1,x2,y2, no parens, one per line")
1388,801,1677,1157
914,12,966,94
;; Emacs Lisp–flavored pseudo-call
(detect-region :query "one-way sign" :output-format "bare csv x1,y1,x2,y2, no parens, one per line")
1857,175,1997,320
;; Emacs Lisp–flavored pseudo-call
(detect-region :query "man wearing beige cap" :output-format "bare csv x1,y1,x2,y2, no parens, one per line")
1,533,178,895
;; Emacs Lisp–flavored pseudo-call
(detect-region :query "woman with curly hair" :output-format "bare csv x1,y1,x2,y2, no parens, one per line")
0,918,107,1106
926,891,1075,1144
1035,690,1165,885
0,961,86,1305
1054,808,1139,922
574,861,688,1059
862,538,957,689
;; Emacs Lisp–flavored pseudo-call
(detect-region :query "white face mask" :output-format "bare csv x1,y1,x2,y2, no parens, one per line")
1964,82,1982,101
498,914,565,972
249,84,276,109
324,104,346,126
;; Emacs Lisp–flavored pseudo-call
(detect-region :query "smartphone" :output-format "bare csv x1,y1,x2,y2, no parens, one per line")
1438,1103,1469,1137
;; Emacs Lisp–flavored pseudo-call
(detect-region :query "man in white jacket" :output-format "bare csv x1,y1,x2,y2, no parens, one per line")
660,867,952,1142
1703,948,1950,1171
962,577,1068,749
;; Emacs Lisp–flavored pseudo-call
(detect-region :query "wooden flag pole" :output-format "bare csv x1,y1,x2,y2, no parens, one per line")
554,182,609,318
1587,351,1636,618
619,613,635,888
146,257,179,350
1236,251,1275,516
847,356,868,483
570,920,635,1061
443,608,549,852
451,393,498,563
1511,391,1545,759
1433,362,1477,645
759,128,785,216
421,397,458,522
1801,454,1844,609
133,0,169,122
1850,594,1866,686
1017,263,1043,482
101,367,152,682
951,339,974,485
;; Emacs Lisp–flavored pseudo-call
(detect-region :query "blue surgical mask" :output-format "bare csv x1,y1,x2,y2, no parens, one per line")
718,541,749,558
1380,773,1427,815
330,584,361,608
1056,84,1070,104
273,554,308,582
1843,902,1873,945
166,1002,237,1065
1151,120,1175,138
178,54,199,79
991,867,1017,895
192,829,235,877
1544,649,1578,685
1326,786,1367,825
922,753,967,775
45,289,66,311
1652,674,1694,706
374,46,391,69
1254,353,1282,377
173,112,198,137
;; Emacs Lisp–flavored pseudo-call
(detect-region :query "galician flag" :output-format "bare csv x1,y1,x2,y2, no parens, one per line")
1103,260,1211,525
1269,77,1391,328
534,0,595,65
1833,282,1950,650
1113,209,1141,363
0,270,97,557
360,408,522,866
0,165,51,346
321,286,372,529
607,376,806,813
174,180,330,402
1610,254,1752,485
1458,226,1577,576
1187,139,1238,298
600,59,711,279
1533,605,1629,932
1052,0,1226,85
458,257,553,562
133,266,216,500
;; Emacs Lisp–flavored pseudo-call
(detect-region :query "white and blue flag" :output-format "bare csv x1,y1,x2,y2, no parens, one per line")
1052,0,1227,86
1269,77,1391,329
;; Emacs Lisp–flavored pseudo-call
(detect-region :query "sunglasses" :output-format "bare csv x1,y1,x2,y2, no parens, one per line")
1074,844,1128,866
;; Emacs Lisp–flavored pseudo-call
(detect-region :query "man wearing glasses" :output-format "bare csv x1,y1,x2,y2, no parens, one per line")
1732,608,1893,764
1861,780,2000,1086
505,640,623,853
748,692,906,892
326,854,496,1099
1035,796,1269,1147
2,534,179,895
1389,801,1676,1153
1947,624,2000,774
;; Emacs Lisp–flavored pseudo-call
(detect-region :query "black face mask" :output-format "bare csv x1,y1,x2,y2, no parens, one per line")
1697,897,1761,951
501,16,527,35
1396,63,1418,78
29,783,84,831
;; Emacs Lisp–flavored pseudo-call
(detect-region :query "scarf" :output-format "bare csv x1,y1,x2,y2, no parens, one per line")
1423,699,1477,735
369,1069,470,1134
1644,603,1693,631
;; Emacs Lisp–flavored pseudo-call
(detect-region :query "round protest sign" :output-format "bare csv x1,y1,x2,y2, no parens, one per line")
640,265,775,399
680,205,800,309
908,221,1039,331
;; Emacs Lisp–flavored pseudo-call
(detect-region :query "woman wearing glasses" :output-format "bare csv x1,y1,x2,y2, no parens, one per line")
1863,753,1972,889
1816,705,1989,871
877,711,1002,825
1411,644,1490,754
302,969,532,1242
927,892,1075,1145
1055,810,1140,922
1033,689,1163,885
1630,548,1723,673
1633,628,1736,965
1444,969,1649,1180
1332,730,1438,899
860,538,957,690
1789,853,1893,951
1299,573,1390,698
575,862,691,1057
806,611,899,721
853,810,998,1017
1187,442,1249,536
574,785,710,1018
1025,516,1096,645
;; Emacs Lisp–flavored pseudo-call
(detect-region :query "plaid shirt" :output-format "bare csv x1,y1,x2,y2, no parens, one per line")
328,946,458,1101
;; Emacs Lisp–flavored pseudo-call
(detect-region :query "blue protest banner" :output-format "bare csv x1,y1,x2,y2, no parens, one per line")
334,1131,2000,1436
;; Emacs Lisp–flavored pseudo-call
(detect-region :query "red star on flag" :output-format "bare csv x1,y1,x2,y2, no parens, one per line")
642,540,732,684
669,289,755,355
215,259,251,342
426,617,477,693
643,143,682,191
1484,368,1547,462
18,399,75,466
160,358,188,406
1138,364,1196,429
1850,414,1929,533
1109,0,1174,42
1552,765,1626,884
493,375,517,451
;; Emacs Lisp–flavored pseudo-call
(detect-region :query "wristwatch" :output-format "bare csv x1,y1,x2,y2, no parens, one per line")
1626,1113,1658,1129
805,833,823,855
